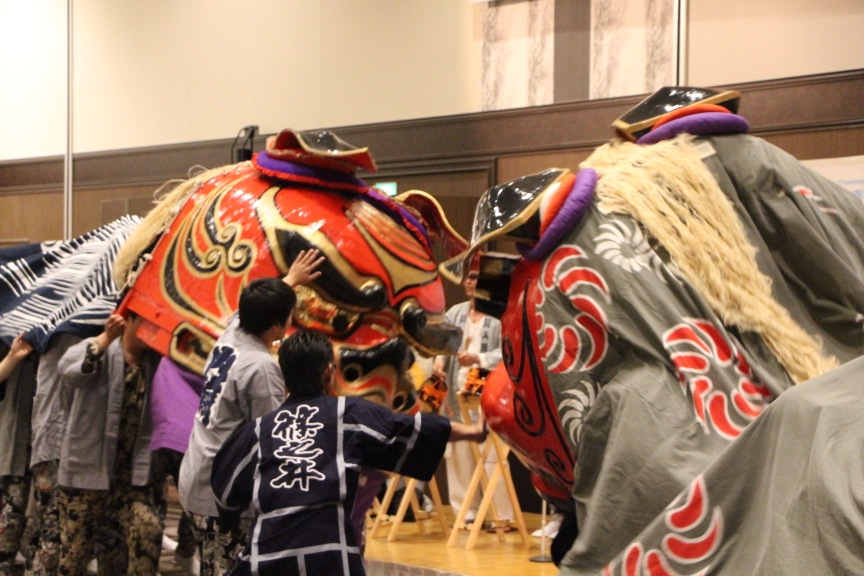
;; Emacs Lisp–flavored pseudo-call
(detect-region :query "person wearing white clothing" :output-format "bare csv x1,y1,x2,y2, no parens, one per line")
434,264,513,524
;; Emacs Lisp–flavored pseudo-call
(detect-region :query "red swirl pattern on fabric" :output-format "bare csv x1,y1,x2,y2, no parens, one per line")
663,319,773,440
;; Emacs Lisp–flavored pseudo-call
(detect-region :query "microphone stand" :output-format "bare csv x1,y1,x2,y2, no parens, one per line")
530,500,553,563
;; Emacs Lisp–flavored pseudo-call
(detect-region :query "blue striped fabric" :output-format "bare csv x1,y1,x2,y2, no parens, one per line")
0,215,142,352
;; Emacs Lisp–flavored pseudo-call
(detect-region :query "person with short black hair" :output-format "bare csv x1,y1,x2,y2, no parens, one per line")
212,330,488,576
277,329,332,396
178,249,323,576
237,278,297,336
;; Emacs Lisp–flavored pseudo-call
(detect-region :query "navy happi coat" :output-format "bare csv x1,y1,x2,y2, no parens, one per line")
212,392,450,576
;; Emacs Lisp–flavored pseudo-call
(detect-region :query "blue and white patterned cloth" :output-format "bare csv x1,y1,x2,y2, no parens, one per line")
0,215,141,351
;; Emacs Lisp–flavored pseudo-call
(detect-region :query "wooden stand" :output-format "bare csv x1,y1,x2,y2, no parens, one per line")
369,474,449,541
447,393,530,549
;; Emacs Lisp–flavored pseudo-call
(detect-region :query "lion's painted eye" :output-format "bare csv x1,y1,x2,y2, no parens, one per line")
341,363,363,382
391,391,408,412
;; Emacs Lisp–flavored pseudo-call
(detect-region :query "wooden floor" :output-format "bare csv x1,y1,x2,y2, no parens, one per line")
156,506,559,576
11,494,560,575
364,510,559,576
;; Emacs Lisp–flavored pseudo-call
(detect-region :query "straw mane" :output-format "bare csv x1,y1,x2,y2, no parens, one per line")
581,135,836,383
112,164,241,289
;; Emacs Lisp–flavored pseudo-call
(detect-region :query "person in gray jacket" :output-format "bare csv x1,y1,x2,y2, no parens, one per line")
0,333,36,576
56,312,162,576
27,331,81,575
178,249,323,576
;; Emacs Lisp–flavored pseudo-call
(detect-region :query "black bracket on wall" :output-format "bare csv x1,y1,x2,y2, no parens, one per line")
231,125,259,163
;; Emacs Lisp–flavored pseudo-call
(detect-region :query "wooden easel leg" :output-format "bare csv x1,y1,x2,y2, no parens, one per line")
428,476,449,535
466,465,503,550
493,437,530,546
388,477,419,541
447,450,486,547
370,474,399,538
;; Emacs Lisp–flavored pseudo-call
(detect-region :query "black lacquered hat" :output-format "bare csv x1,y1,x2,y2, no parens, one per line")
612,86,740,141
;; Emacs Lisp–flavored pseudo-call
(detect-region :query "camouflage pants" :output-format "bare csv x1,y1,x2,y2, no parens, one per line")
191,514,250,576
24,461,61,576
57,484,162,576
0,475,30,576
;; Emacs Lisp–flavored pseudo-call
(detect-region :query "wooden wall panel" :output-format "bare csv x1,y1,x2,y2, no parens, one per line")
72,185,162,237
759,126,864,161
497,125,864,187
497,149,597,184
0,70,861,247
0,190,64,243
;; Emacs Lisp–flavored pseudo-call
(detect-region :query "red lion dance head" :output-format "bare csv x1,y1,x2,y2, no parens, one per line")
115,129,467,413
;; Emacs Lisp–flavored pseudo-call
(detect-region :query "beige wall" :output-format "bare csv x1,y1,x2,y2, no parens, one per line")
0,0,479,161
0,1,67,161
318,1,482,127
688,0,864,86
72,0,324,153
1,0,862,162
